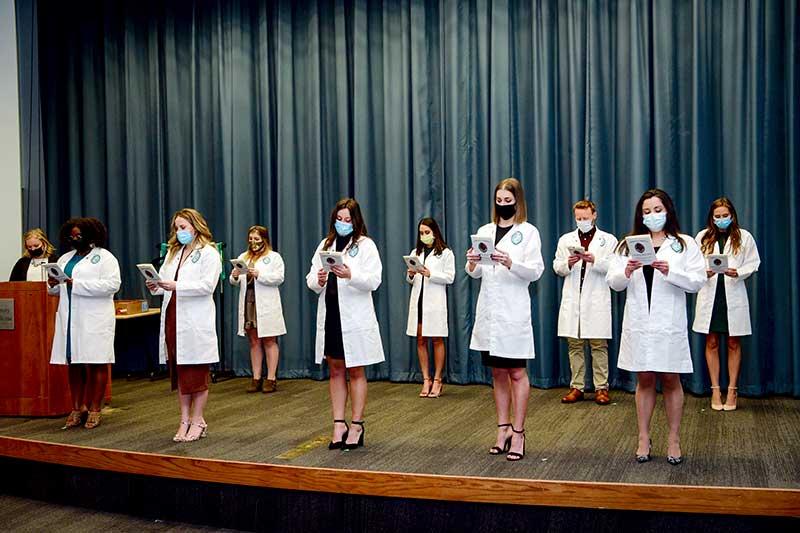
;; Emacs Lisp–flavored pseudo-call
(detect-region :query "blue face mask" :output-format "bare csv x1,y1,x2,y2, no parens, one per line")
335,220,353,237
714,216,732,230
643,212,667,232
177,229,194,245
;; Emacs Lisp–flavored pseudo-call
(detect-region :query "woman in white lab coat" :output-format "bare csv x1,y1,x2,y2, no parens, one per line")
692,197,760,411
306,198,385,451
466,178,544,461
146,208,221,443
230,225,286,394
607,189,706,465
49,217,121,430
406,217,455,398
553,199,618,405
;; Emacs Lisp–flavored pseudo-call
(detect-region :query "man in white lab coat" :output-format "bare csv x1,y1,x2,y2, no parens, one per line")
553,200,618,405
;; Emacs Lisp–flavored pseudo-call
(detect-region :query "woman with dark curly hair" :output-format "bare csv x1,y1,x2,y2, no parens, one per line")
48,217,121,429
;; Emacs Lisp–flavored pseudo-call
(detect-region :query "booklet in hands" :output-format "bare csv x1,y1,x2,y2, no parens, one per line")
625,235,657,265
45,263,69,283
470,235,495,265
707,254,728,274
319,251,344,272
230,258,249,271
568,245,586,256
403,255,425,273
136,263,162,282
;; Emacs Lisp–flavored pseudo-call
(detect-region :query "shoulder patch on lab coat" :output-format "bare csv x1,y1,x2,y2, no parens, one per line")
262,256,271,265
348,244,359,257
90,254,101,264
670,239,683,253
191,250,202,263
511,231,523,245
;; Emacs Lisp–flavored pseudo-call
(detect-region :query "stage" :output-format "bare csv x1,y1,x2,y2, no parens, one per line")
1,378,799,527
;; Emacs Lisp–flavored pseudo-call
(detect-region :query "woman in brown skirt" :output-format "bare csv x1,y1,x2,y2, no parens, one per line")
147,208,221,442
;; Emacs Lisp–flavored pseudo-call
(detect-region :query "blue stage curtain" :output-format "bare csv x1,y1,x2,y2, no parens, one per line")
17,0,799,396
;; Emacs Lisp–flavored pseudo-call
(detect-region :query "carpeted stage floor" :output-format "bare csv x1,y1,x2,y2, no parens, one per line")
0,378,797,489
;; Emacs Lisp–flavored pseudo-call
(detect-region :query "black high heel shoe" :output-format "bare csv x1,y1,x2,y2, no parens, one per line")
343,421,364,450
636,439,652,463
328,420,349,450
489,423,512,455
666,441,683,465
506,427,525,461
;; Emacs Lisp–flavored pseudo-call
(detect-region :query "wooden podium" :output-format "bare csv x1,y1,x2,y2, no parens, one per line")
0,282,71,416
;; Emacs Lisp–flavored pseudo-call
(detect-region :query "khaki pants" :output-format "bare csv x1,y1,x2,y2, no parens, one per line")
566,337,609,391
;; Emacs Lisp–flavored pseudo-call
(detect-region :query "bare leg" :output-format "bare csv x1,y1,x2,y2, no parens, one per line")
248,329,264,380
635,372,658,456
661,373,685,459
264,337,279,381
68,365,88,412
726,337,742,407
490,368,513,452
416,324,431,396
705,333,722,406
184,389,210,440
328,358,348,442
508,367,530,456
430,338,446,396
176,392,192,440
345,366,367,445
87,364,108,412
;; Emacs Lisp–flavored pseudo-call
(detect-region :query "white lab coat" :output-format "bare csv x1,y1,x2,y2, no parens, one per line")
466,222,545,359
50,248,121,365
405,247,455,337
150,243,221,365
306,236,385,368
607,235,706,373
229,250,287,338
553,228,618,339
692,229,760,336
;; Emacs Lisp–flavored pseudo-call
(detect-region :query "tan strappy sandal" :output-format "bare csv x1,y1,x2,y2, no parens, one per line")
84,411,102,429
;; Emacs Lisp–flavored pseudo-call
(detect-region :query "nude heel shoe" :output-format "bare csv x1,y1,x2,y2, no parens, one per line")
723,387,738,411
710,386,723,411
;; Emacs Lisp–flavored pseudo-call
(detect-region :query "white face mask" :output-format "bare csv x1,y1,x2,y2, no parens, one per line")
576,220,594,234
643,212,667,232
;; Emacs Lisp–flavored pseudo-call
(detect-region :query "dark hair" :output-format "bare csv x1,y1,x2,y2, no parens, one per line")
59,217,108,249
414,217,448,256
493,177,528,224
700,197,742,256
616,189,685,255
323,198,368,251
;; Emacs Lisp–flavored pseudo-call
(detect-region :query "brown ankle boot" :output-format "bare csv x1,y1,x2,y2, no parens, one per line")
263,379,277,393
246,378,263,393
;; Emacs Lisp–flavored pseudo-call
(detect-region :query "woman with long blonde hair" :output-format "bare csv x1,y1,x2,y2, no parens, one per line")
146,208,221,442
9,228,58,281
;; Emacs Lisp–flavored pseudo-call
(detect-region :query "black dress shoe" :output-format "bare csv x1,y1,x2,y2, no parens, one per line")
636,439,652,463
328,420,349,450
343,421,364,450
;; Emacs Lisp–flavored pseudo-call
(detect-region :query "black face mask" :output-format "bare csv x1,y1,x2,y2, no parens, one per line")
495,203,517,220
249,241,265,252
71,236,90,252
28,247,44,258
